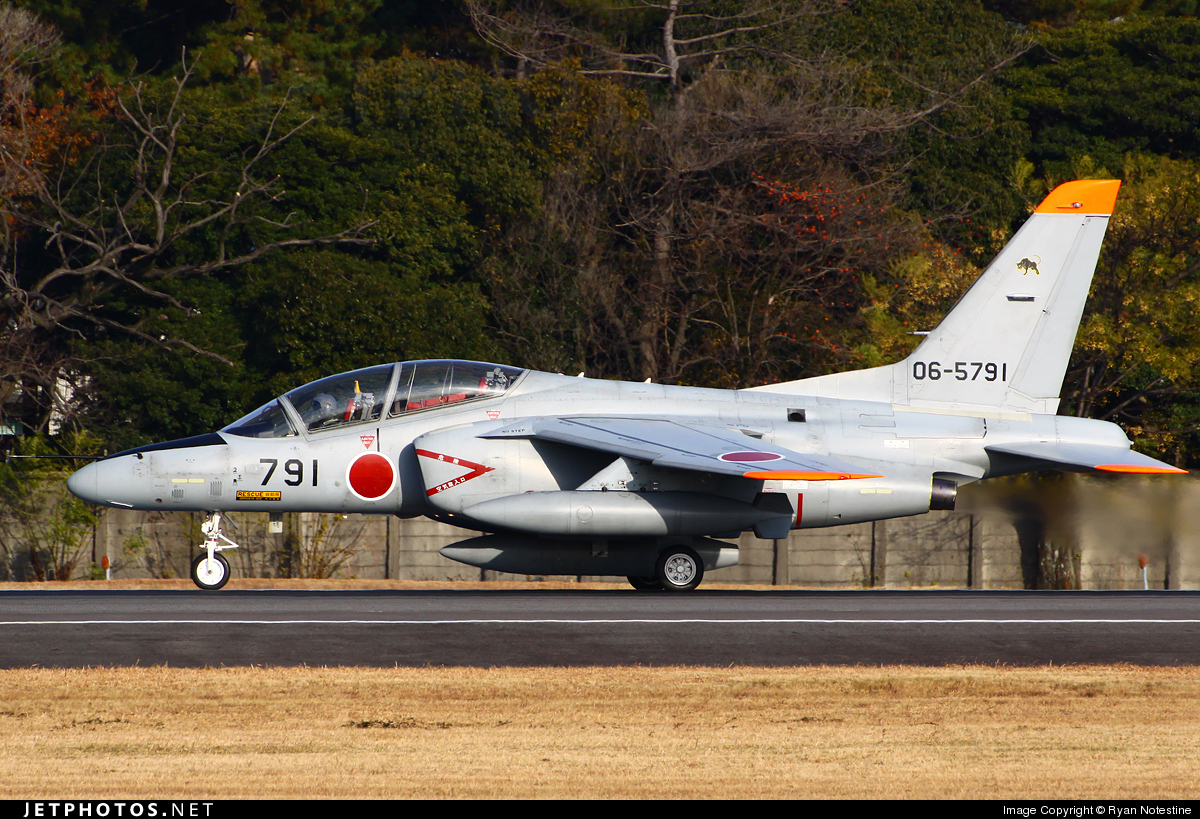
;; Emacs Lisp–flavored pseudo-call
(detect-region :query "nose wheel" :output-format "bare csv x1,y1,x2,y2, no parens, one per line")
191,512,239,590
191,552,231,590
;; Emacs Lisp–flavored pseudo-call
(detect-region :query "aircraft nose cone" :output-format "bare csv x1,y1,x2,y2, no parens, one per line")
66,461,99,503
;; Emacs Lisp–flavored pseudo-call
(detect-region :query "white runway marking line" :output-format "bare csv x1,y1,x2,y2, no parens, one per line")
4,619,1200,626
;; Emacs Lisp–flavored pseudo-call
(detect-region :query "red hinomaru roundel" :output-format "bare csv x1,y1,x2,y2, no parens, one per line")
346,451,396,501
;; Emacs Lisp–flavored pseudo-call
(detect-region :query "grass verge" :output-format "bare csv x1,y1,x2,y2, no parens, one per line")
1,664,1198,799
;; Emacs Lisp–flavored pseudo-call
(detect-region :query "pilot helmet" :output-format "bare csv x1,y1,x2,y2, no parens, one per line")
310,393,338,418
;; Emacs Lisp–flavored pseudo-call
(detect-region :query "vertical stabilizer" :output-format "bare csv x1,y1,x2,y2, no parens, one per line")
751,179,1121,414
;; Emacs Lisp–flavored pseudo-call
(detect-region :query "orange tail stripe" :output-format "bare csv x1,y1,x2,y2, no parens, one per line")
1034,179,1121,216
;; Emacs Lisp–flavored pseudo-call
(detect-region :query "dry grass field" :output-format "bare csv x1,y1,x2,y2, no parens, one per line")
2,664,1199,799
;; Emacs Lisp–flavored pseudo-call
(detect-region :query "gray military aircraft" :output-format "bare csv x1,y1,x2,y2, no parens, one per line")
67,179,1186,590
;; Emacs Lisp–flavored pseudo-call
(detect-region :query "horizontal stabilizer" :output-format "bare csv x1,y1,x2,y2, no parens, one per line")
480,416,881,481
984,442,1186,474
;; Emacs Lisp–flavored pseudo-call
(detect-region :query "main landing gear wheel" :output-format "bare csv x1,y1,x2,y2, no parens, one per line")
191,552,231,591
627,575,662,591
655,545,704,592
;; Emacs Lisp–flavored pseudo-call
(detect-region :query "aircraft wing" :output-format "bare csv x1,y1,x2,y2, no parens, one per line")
480,416,882,480
984,442,1186,474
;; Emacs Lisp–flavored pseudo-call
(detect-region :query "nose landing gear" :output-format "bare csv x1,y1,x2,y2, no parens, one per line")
190,512,239,590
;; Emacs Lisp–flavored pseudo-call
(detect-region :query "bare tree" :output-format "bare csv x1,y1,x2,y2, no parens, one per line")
0,4,61,201
468,0,824,90
472,1,1028,386
1,23,372,432
485,69,911,383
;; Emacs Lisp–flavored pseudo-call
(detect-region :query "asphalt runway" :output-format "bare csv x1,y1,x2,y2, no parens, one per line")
1,589,1198,667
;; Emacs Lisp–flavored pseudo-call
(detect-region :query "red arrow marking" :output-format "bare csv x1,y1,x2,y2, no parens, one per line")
416,449,495,496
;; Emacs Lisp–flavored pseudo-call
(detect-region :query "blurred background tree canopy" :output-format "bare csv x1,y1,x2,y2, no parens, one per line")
3,0,1200,466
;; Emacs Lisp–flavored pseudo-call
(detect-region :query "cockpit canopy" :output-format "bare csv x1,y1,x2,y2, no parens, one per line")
222,360,526,438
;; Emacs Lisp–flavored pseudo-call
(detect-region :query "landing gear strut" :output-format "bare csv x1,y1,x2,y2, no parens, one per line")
190,512,239,591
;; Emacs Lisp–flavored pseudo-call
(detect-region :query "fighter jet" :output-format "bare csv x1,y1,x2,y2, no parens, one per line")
67,179,1185,590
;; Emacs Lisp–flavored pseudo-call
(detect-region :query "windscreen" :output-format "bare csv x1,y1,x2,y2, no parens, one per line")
221,400,297,438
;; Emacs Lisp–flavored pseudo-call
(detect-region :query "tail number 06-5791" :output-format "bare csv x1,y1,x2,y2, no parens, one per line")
260,458,319,486
912,361,1007,382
